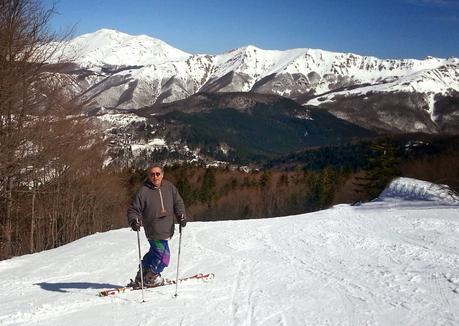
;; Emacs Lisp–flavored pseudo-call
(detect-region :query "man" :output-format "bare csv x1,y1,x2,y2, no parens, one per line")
127,164,186,286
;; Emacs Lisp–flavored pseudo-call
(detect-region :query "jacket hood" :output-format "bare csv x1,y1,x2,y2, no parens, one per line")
144,179,157,189
144,178,165,189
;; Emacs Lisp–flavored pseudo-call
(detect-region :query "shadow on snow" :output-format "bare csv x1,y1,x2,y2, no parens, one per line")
35,282,122,293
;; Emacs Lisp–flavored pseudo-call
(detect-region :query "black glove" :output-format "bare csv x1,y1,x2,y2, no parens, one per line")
178,214,187,228
130,219,141,231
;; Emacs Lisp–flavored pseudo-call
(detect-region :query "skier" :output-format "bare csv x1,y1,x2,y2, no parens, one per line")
127,164,187,287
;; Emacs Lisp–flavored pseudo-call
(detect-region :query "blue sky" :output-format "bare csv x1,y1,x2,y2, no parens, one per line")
45,0,459,59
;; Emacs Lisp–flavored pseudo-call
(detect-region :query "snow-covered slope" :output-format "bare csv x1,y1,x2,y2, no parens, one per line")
1,178,458,325
59,29,191,68
305,59,459,110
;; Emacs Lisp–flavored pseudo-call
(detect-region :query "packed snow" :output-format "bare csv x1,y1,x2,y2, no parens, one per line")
1,177,458,325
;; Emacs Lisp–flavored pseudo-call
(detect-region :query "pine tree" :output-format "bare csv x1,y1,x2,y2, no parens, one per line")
199,168,216,205
354,139,401,199
176,177,196,205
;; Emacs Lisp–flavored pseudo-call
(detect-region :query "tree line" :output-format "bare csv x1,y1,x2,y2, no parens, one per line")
126,164,347,222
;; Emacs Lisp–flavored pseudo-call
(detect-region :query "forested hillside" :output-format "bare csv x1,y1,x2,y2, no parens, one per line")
127,135,459,222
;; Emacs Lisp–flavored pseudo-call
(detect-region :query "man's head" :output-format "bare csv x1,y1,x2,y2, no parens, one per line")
147,164,164,187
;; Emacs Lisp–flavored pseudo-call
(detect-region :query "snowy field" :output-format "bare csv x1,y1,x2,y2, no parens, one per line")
0,178,458,326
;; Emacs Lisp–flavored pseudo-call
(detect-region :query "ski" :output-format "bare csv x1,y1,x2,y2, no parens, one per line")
97,273,215,297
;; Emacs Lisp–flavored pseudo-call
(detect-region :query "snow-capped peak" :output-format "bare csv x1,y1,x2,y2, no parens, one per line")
60,28,191,67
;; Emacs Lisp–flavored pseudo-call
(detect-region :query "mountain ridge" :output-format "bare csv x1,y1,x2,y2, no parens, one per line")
55,29,459,135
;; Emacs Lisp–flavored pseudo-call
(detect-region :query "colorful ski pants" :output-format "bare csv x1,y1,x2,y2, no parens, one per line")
142,240,170,274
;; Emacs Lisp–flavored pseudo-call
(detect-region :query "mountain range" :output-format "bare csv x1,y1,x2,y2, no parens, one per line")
52,29,459,165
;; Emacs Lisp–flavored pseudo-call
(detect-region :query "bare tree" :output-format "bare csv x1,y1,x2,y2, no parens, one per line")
0,0,64,256
0,0,127,259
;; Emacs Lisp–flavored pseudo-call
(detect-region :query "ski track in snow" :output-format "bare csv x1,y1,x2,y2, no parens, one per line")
1,178,459,325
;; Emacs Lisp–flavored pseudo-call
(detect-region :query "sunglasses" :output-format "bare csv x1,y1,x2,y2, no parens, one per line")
150,172,162,177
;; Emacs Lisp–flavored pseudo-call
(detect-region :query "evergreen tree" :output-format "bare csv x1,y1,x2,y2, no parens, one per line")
176,177,196,205
355,139,401,199
199,168,216,205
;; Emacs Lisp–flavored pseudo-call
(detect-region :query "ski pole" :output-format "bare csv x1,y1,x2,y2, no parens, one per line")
136,219,146,303
174,223,183,297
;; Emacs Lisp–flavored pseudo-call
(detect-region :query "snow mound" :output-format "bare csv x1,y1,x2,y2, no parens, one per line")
377,177,459,205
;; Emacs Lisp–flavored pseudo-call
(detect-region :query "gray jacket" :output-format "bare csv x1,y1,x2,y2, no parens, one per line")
127,179,186,240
